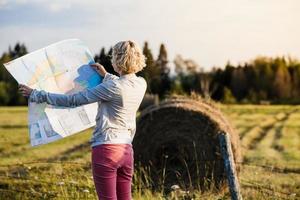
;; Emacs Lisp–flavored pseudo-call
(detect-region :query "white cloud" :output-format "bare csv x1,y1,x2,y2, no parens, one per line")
0,0,74,12
14,0,28,4
0,0,9,9
48,2,71,12
0,0,299,69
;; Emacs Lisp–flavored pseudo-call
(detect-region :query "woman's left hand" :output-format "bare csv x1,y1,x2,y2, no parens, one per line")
90,63,107,77
18,84,33,97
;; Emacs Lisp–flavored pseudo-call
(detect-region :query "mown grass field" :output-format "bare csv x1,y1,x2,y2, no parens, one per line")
0,105,299,199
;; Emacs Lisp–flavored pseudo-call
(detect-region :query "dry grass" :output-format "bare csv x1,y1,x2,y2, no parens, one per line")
0,105,299,199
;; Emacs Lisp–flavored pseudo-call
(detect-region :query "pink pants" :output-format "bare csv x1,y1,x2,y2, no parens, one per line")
92,144,134,200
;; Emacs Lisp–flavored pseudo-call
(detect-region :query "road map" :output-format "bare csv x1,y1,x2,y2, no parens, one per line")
4,39,102,146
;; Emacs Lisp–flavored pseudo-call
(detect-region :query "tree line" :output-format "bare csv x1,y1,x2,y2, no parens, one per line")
1,42,300,105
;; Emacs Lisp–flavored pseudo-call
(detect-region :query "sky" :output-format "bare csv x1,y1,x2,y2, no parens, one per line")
0,0,299,71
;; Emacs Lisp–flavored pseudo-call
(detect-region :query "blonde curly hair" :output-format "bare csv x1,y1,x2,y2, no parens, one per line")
111,40,146,74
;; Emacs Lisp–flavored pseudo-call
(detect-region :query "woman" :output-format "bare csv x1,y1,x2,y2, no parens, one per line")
19,40,147,200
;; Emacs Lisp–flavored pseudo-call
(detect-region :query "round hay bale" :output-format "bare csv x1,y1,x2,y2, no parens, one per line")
133,96,242,191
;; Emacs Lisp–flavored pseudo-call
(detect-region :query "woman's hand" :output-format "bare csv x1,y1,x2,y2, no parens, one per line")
18,84,33,98
90,63,107,77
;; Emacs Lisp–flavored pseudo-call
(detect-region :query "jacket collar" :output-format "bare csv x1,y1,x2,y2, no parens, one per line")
120,73,136,79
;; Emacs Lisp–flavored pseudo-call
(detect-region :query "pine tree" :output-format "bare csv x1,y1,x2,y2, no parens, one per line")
290,64,300,99
230,66,248,101
139,42,160,94
156,43,171,97
272,61,292,99
0,43,28,105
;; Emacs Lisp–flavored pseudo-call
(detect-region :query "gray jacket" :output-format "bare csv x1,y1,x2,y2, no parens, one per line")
29,72,147,147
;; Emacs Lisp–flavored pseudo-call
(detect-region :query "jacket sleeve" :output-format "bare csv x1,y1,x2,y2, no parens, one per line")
29,80,118,108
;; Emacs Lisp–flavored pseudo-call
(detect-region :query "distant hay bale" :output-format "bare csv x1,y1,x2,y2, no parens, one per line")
133,95,242,191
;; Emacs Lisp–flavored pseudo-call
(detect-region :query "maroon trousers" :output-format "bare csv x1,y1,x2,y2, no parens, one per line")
92,144,133,200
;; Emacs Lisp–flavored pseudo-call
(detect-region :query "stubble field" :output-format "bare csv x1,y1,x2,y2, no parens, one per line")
0,105,299,199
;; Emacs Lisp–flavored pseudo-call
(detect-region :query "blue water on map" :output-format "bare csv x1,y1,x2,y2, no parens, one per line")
74,61,103,89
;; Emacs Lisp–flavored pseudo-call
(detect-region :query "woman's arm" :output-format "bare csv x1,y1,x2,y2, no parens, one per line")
20,80,118,108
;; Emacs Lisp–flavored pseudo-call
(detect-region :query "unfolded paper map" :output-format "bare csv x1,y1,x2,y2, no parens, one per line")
4,39,103,146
